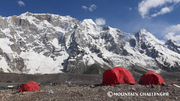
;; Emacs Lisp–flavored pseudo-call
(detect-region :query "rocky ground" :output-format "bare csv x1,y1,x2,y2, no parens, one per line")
0,71,179,101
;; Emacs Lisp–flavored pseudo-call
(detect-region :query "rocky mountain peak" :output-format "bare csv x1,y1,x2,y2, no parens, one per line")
102,26,110,30
134,29,164,46
135,29,153,39
81,19,96,25
165,39,180,54
80,19,100,33
166,39,179,46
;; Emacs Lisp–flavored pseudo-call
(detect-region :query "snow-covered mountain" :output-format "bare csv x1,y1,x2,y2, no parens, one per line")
0,12,180,74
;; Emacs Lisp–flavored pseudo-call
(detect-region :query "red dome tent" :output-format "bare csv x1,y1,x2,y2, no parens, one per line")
138,70,167,85
102,67,136,86
19,81,40,92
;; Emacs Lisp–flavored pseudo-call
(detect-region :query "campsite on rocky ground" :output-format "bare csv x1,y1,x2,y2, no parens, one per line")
0,66,180,101
1,0,180,100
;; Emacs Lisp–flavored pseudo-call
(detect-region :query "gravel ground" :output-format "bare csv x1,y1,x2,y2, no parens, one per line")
0,71,179,101
0,83,180,101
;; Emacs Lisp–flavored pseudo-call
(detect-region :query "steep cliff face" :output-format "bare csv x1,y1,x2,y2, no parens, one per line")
0,12,180,74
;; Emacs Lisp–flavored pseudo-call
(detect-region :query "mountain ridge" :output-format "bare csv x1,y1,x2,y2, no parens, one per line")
0,12,180,74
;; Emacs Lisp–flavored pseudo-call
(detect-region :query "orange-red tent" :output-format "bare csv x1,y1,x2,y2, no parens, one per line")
138,70,166,85
102,67,136,86
19,81,40,92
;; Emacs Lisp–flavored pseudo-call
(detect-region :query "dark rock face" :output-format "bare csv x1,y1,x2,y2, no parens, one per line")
11,15,31,29
10,44,21,55
2,52,25,72
102,26,110,30
129,39,136,47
